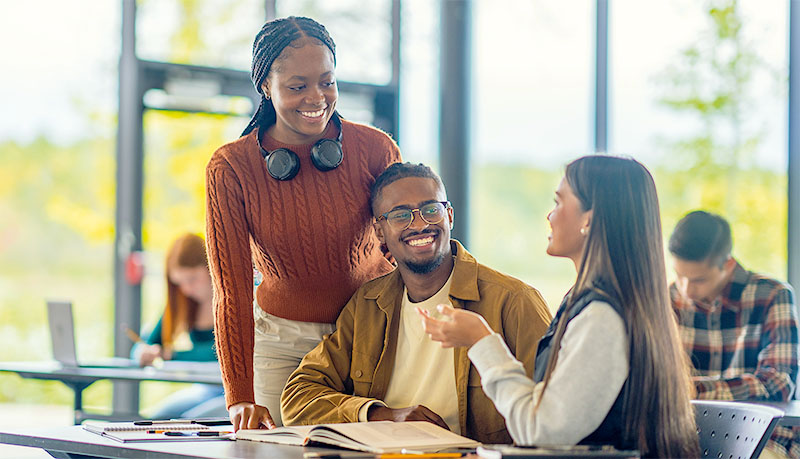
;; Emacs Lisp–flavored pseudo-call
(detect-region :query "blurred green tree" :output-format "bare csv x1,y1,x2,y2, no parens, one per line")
652,0,787,278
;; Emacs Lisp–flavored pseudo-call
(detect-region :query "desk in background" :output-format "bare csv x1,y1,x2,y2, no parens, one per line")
754,400,800,427
0,361,222,424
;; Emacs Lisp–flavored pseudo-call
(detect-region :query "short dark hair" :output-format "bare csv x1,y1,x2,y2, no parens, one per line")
369,162,444,216
668,210,732,267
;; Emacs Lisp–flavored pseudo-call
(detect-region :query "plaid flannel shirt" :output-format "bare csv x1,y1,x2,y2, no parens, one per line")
671,261,800,458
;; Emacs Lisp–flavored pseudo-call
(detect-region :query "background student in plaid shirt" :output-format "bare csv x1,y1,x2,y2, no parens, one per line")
669,210,800,459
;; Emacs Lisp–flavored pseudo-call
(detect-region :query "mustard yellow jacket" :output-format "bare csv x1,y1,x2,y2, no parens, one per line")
281,241,552,444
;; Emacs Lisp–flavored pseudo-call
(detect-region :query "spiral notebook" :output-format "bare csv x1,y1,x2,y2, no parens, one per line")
82,421,233,443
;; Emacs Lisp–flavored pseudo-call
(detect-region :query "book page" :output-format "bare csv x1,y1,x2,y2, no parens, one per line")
236,421,479,453
236,425,316,446
310,421,479,453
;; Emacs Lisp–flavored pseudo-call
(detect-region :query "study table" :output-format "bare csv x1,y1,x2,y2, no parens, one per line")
0,398,796,458
0,426,643,459
0,361,222,424
0,425,348,459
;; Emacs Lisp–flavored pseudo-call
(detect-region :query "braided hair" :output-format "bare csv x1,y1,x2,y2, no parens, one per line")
241,16,337,137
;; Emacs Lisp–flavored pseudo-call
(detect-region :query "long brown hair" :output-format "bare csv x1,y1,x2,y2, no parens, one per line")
162,233,209,348
538,156,699,457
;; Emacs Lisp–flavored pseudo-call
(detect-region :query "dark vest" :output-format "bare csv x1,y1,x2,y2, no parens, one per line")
533,285,633,450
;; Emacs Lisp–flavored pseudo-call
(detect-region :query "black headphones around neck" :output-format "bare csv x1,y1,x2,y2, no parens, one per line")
259,114,344,181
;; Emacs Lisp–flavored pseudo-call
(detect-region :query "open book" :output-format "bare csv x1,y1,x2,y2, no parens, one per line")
236,421,480,454
82,421,233,443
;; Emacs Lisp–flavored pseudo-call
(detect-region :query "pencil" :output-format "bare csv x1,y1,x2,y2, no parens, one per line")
123,326,143,343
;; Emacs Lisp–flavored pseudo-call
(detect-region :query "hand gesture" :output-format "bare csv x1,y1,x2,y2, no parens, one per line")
367,404,449,430
417,304,493,348
229,402,276,432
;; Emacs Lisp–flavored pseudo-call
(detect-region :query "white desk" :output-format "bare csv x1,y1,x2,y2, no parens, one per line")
0,361,222,423
0,425,355,459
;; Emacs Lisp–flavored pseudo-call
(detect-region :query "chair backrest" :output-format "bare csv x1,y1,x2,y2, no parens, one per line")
692,400,784,459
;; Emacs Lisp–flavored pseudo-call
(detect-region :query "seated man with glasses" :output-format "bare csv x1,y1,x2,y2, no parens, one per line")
280,162,553,444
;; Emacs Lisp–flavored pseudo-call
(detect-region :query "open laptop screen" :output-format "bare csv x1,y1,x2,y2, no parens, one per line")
46,300,135,368
46,300,79,367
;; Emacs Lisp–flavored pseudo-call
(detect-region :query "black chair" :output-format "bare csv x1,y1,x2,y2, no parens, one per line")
692,400,784,459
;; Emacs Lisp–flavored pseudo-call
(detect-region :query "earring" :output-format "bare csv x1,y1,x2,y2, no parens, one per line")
580,228,587,236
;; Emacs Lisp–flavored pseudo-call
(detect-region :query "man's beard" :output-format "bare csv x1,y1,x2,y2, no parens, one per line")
403,251,446,274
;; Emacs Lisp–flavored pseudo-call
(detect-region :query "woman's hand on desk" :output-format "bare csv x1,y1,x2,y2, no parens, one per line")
229,402,275,432
417,304,492,348
367,404,449,430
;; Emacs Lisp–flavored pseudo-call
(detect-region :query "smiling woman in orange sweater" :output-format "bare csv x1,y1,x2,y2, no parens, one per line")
205,16,400,432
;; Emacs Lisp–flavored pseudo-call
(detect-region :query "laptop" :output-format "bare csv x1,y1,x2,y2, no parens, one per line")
46,300,136,368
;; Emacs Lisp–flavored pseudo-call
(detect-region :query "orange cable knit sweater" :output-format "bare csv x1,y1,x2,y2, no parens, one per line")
205,119,401,407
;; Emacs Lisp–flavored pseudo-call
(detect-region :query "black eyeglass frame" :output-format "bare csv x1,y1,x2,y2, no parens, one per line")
375,201,452,231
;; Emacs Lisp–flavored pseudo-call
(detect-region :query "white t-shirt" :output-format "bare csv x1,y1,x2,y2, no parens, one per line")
358,271,460,432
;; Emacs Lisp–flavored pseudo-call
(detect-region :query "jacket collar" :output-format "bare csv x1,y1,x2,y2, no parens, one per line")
364,239,481,311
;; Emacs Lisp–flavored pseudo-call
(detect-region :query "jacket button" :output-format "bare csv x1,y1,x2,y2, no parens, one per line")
355,370,363,378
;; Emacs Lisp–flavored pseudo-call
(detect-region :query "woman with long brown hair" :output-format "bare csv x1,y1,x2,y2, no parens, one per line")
419,155,699,457
134,233,225,419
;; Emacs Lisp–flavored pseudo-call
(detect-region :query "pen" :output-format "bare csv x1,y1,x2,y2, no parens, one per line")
197,431,232,436
122,325,143,344
134,419,196,426
147,430,227,434
161,431,232,437
190,417,233,426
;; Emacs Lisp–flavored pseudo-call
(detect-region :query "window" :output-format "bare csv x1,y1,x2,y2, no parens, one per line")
0,0,120,406
276,0,394,85
470,0,594,307
137,0,264,70
610,0,789,279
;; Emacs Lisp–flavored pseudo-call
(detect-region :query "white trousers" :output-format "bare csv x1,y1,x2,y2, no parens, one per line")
252,302,334,427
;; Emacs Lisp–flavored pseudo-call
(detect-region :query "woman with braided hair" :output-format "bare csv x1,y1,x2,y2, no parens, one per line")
206,16,401,431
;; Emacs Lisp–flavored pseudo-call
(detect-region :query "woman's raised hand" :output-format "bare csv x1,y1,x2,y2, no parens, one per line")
417,304,493,348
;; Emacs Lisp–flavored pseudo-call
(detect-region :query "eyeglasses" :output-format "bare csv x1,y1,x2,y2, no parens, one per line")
376,201,451,231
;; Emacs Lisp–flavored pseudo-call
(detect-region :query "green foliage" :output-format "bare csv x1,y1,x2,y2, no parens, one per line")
654,0,778,173
651,0,786,278
137,0,260,68
142,110,244,251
